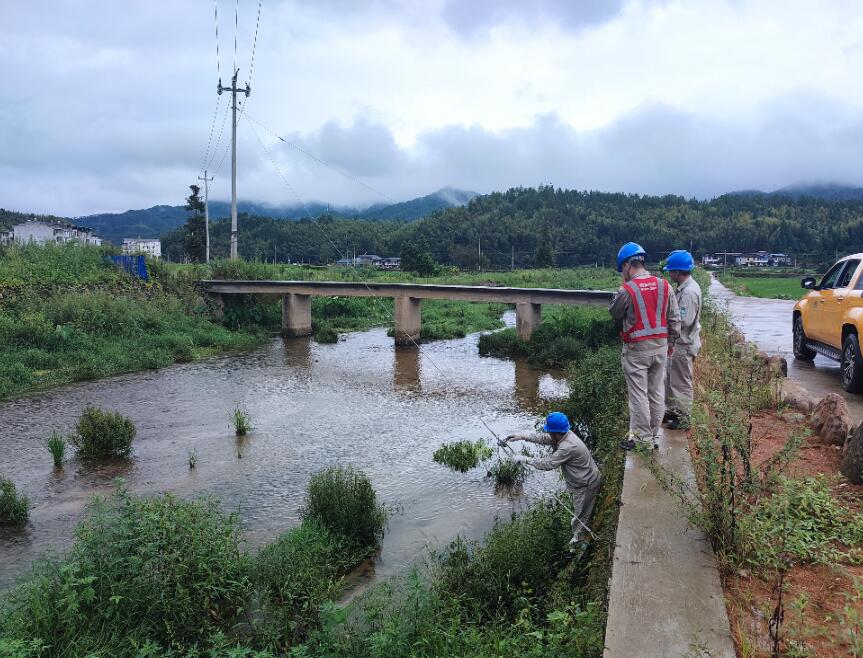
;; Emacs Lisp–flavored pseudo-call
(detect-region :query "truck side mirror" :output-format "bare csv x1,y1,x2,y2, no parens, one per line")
801,276,817,290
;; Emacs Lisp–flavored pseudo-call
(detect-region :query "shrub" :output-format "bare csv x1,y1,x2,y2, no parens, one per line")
434,500,572,620
72,406,136,459
0,477,29,526
313,325,338,344
254,522,357,650
302,467,387,551
46,432,66,467
0,490,252,652
486,457,529,488
432,440,493,472
232,406,253,435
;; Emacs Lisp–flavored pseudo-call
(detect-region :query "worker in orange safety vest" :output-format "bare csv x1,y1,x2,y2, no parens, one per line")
609,242,681,450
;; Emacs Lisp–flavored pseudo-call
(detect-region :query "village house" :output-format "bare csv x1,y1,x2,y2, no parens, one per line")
11,219,102,246
122,238,162,258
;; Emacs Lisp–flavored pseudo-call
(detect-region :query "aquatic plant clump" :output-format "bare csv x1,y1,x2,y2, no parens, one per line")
0,477,30,526
487,457,529,488
433,439,494,472
72,406,136,459
302,466,387,551
232,406,253,435
46,432,66,467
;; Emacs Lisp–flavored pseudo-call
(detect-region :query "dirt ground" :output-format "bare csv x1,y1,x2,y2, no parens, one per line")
719,410,863,657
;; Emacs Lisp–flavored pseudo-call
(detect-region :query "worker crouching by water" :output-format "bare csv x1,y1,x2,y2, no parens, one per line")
506,412,602,554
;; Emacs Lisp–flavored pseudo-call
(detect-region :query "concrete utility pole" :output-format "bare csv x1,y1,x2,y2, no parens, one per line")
218,68,250,259
198,170,213,263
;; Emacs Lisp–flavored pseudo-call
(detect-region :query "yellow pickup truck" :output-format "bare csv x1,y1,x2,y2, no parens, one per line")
794,254,863,392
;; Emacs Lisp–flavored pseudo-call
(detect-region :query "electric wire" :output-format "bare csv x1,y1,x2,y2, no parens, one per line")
199,96,223,177
214,0,221,81
244,112,507,444
247,0,263,88
243,110,399,204
233,0,239,71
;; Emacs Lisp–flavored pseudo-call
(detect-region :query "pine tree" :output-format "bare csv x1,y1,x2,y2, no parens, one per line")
183,185,206,263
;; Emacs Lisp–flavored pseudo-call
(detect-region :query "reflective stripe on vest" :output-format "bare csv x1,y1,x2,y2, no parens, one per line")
621,276,669,343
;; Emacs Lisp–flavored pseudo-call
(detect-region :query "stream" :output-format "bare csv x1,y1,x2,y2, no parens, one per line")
0,311,568,590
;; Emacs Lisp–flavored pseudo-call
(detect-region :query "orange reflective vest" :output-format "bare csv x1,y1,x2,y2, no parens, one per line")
620,275,670,343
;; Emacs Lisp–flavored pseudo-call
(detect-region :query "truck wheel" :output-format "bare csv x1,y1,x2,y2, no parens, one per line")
841,333,863,393
793,317,816,361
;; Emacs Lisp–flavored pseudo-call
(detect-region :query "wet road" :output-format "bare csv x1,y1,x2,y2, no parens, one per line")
0,312,567,590
709,276,863,422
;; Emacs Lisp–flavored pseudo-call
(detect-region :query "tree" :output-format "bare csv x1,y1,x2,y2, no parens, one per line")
183,185,206,263
534,223,554,268
401,241,437,276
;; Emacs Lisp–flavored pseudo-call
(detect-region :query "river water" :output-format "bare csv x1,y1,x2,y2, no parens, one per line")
0,313,569,590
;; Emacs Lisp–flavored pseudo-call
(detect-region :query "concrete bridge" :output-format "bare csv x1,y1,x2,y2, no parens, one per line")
201,280,615,344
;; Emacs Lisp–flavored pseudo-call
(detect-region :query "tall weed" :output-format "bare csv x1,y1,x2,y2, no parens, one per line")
0,477,29,526
72,406,136,459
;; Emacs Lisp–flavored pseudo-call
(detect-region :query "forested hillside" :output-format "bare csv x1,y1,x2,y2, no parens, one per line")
161,186,863,269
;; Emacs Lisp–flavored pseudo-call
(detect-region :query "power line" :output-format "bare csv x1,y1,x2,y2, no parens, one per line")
213,0,221,80
199,96,223,177
233,0,239,71
247,0,263,87
242,110,399,204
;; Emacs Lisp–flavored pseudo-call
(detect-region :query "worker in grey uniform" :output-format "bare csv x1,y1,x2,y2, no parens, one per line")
610,243,680,450
662,250,702,429
506,411,602,552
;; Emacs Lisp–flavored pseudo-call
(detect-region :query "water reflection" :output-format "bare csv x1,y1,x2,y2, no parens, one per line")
393,346,421,392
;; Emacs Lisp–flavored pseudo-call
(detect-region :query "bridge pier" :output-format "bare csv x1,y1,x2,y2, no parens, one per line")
516,302,542,341
282,293,313,337
394,296,422,346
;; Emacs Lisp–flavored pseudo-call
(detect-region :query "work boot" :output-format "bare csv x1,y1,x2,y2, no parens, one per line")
667,416,690,431
619,435,652,452
662,410,678,427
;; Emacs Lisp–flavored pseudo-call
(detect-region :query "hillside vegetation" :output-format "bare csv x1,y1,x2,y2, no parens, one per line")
159,186,863,269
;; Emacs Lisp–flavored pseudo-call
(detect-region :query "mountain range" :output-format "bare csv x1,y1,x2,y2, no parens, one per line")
76,187,477,244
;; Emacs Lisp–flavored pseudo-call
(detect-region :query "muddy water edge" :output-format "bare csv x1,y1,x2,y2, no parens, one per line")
0,312,570,591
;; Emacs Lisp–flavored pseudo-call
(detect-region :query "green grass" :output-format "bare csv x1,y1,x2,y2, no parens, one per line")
46,432,66,468
486,456,529,488
232,406,253,435
72,406,136,460
432,439,493,472
718,273,807,300
0,477,29,527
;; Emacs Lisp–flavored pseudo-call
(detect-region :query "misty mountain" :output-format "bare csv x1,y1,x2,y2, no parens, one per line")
728,182,863,201
75,188,478,244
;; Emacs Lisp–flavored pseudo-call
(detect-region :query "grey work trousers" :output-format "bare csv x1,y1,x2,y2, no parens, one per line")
622,348,667,441
665,347,696,419
570,475,603,542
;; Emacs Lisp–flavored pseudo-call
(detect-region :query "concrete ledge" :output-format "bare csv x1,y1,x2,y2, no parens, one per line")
604,428,735,658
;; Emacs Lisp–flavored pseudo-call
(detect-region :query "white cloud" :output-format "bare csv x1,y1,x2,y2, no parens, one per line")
1,0,863,215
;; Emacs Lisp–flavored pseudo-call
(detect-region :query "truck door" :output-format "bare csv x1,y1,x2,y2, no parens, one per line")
823,259,861,348
807,261,846,343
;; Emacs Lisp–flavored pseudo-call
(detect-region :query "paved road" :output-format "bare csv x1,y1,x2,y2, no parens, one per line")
709,276,863,422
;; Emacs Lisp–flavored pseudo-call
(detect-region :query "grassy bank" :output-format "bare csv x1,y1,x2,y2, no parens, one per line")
0,245,264,400
717,272,805,300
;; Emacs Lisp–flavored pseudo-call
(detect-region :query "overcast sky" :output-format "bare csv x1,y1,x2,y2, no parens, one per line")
3,0,863,216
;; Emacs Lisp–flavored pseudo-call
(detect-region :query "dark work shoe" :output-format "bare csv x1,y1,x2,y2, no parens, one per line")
667,417,690,431
619,438,637,451
662,411,676,424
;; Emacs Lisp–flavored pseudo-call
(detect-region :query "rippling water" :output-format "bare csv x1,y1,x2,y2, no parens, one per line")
0,313,569,590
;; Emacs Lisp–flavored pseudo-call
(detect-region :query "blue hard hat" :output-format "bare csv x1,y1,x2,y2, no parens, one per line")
542,412,570,433
616,242,647,272
663,250,696,272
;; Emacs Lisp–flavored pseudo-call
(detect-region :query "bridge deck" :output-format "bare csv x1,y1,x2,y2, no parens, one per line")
200,280,616,306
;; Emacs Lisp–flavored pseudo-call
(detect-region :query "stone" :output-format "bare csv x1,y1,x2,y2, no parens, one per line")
841,423,863,485
767,355,788,378
810,393,852,446
782,382,814,415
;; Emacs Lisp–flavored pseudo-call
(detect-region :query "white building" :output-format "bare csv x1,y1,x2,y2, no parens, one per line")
123,238,162,258
12,220,101,246
735,252,770,267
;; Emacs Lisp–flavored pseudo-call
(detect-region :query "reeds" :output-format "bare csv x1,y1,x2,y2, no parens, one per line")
231,406,252,435
47,432,66,467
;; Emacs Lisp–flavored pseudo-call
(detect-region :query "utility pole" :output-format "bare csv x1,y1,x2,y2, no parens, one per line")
511,245,515,270
478,237,482,272
197,170,213,263
218,68,250,259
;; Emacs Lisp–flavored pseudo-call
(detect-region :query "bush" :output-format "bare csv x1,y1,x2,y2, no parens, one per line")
254,522,357,650
432,440,493,472
434,500,572,620
0,490,252,653
0,477,29,526
313,325,338,344
72,406,136,459
302,467,387,551
486,457,529,488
